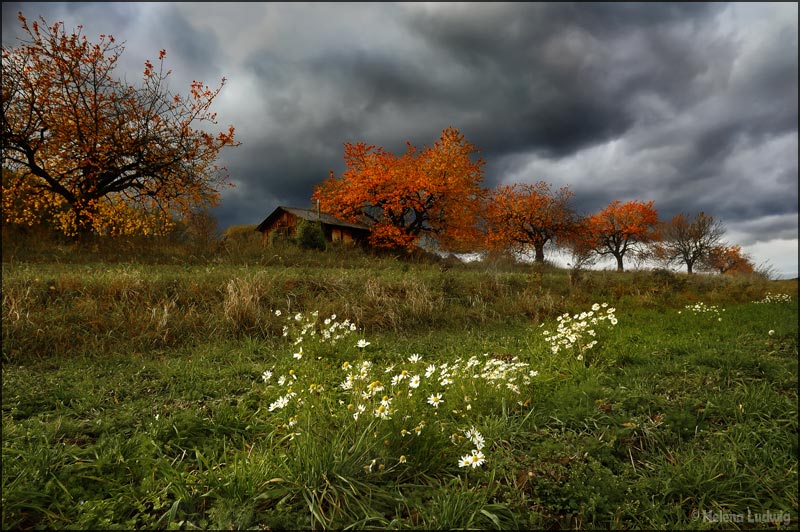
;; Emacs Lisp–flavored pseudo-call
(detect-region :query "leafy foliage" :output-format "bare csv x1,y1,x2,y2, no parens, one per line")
485,181,578,262
578,200,660,271
701,244,756,275
1,13,239,237
313,127,486,252
295,219,326,251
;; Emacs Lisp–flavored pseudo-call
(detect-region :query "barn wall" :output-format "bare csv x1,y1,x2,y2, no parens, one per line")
260,212,299,243
331,227,354,243
258,209,368,246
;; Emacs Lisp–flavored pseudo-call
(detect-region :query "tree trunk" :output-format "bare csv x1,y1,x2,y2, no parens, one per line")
73,210,96,240
615,255,624,271
70,199,101,245
534,244,545,263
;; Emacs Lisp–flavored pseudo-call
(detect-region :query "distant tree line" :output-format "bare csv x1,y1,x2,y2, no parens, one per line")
313,127,756,275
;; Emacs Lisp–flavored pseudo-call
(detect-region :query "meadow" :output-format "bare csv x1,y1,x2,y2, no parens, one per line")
2,236,798,530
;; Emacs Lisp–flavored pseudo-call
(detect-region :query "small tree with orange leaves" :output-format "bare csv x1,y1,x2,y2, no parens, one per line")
583,200,660,271
312,127,486,252
1,13,238,237
701,244,756,275
485,181,578,263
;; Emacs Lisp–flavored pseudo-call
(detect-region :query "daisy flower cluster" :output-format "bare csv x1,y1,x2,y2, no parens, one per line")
260,365,321,440
337,352,536,416
456,426,486,468
334,351,537,470
753,292,793,304
541,303,617,362
680,302,724,320
261,330,539,472
273,309,359,358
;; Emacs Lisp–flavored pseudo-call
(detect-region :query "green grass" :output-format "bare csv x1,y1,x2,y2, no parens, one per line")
2,243,798,530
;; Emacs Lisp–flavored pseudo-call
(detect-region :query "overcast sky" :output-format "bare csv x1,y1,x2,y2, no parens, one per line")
3,2,797,277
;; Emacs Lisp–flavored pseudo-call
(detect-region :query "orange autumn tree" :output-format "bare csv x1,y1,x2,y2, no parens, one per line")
583,199,660,271
1,13,238,237
485,181,578,263
312,127,486,251
701,244,755,275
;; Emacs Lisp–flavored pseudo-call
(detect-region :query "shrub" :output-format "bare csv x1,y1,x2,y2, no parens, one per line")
267,228,289,247
296,219,326,251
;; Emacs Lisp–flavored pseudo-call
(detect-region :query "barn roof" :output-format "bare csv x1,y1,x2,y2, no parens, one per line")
256,206,370,232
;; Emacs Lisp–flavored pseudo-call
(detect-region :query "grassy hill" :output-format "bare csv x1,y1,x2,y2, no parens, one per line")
2,237,797,529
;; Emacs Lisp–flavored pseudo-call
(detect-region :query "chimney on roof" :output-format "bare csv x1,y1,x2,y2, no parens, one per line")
316,199,321,219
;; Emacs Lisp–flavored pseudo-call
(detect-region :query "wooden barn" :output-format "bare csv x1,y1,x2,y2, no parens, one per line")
255,206,371,246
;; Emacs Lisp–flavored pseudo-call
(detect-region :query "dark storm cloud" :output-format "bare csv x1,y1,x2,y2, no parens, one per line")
471,3,796,251
148,5,225,82
399,2,729,159
3,2,224,87
224,0,731,206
